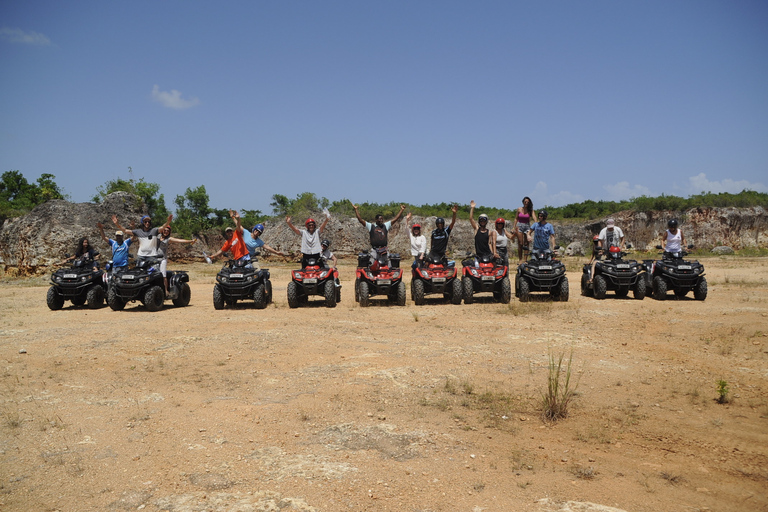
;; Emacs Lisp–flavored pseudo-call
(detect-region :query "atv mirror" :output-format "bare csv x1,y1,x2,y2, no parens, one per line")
655,245,662,250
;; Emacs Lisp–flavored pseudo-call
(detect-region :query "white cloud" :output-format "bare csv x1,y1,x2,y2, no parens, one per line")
686,173,767,195
0,27,51,45
602,181,651,201
533,181,584,207
151,85,200,110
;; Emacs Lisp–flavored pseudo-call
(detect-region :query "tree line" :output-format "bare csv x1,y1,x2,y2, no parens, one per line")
3,170,767,238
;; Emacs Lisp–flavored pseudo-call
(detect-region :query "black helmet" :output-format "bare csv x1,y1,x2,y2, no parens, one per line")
321,239,330,248
539,209,548,219
668,219,678,229
436,217,445,227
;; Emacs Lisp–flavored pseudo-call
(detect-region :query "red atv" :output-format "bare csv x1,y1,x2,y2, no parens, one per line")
355,250,406,307
461,254,511,304
287,256,340,308
411,252,462,305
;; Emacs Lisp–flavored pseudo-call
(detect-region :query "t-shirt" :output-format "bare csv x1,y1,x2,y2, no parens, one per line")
365,221,392,248
530,222,555,252
221,228,250,261
321,248,334,261
598,227,624,248
408,232,427,257
134,227,161,258
109,238,132,268
243,231,265,256
430,226,452,256
301,229,322,255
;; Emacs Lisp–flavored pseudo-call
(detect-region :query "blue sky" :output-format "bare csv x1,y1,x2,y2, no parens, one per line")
2,1,767,214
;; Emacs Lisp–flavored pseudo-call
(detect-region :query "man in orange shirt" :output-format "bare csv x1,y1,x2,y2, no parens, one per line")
210,210,251,266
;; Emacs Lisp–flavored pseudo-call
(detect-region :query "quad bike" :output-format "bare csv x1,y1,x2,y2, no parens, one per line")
411,252,462,306
461,253,511,304
581,245,646,300
355,249,406,307
286,256,339,308
644,246,707,301
515,249,569,302
47,256,107,310
213,256,273,310
108,257,190,311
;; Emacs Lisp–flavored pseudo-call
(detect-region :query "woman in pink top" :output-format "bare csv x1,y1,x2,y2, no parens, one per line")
513,197,538,263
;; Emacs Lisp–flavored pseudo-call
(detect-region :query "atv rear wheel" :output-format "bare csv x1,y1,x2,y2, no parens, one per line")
144,285,164,312
213,284,225,310
674,288,688,298
358,280,370,307
324,279,337,308
395,280,407,306
580,273,591,297
593,275,607,300
86,285,105,309
266,280,273,304
615,287,629,298
633,275,646,300
173,283,191,307
253,283,267,309
652,276,668,300
694,277,707,301
499,276,511,304
462,276,474,304
516,275,531,302
107,286,125,311
71,294,87,306
412,279,425,305
287,281,300,309
451,277,463,305
354,278,360,303
47,286,64,310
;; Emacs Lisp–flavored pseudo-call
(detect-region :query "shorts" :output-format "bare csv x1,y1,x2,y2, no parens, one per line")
160,259,167,276
517,223,530,234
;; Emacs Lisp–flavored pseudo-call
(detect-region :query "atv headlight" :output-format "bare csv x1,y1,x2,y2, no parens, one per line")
495,268,505,277
319,270,330,279
81,276,88,282
54,276,62,282
420,270,430,279
292,271,303,280
556,267,563,274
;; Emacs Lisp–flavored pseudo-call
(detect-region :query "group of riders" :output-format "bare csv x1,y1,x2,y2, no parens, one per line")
68,198,688,286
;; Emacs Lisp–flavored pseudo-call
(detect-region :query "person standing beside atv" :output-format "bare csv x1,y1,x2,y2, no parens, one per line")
113,214,172,265
286,213,329,268
97,223,132,273
589,219,625,283
429,205,458,261
157,226,196,292
528,209,556,254
468,201,495,261
492,218,514,266
352,203,406,264
406,213,427,268
513,197,537,263
661,219,686,256
209,210,252,266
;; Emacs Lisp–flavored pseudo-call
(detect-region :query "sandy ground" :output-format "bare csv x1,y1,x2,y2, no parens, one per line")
0,256,767,512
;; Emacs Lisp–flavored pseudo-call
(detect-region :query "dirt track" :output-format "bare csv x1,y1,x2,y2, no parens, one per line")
1,256,767,512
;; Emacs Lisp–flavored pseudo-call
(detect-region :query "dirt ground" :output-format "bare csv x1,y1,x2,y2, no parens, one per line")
1,256,766,512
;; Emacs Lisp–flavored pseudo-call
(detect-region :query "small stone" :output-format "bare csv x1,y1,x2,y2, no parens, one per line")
588,458,596,462
18,349,26,354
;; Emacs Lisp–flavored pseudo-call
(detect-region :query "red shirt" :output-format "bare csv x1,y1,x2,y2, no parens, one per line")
220,228,249,260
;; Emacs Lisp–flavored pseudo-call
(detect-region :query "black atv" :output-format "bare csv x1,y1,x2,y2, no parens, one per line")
108,258,190,311
411,252,462,305
286,256,339,308
581,245,646,300
47,257,107,310
213,257,273,310
515,249,569,302
461,253,511,304
355,250,406,307
644,246,707,301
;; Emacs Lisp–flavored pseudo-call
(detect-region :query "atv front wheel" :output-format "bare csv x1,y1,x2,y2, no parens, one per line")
462,276,474,304
213,285,225,310
412,279,425,305
144,285,165,312
516,276,531,302
593,275,607,300
86,285,105,309
47,286,64,310
633,276,646,300
358,280,370,307
253,283,267,309
580,273,591,297
694,277,708,301
451,277,463,305
324,279,337,308
395,280,407,306
107,286,125,311
173,283,191,307
287,281,300,309
556,277,569,302
499,276,511,304
266,280,273,304
354,278,360,303
652,276,668,300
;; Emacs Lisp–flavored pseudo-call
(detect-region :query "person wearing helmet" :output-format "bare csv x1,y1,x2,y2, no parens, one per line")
527,209,555,255
244,223,287,260
406,212,427,268
112,213,173,265
209,210,252,266
468,200,494,261
589,218,625,283
286,212,329,268
513,197,537,263
661,219,685,256
351,201,406,265
492,217,514,266
429,205,459,262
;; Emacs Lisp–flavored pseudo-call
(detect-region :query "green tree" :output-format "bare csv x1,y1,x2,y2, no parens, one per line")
92,168,169,219
0,170,65,222
173,185,213,237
